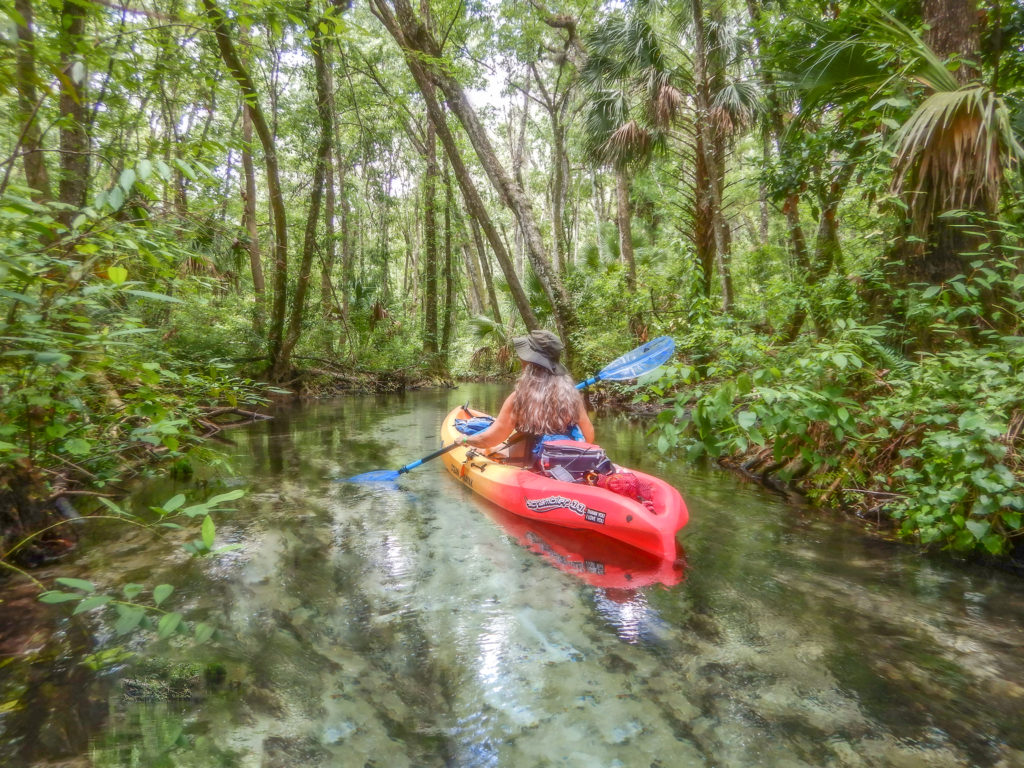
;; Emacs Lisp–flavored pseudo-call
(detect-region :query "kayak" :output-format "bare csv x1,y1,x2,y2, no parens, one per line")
440,405,688,558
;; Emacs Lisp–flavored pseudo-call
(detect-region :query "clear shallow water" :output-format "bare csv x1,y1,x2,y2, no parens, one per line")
2,384,1024,767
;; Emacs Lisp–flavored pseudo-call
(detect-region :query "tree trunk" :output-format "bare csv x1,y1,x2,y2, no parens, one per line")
58,0,90,219
274,16,334,380
693,133,717,299
778,192,815,343
241,104,265,298
373,0,574,347
12,0,52,202
530,60,574,273
422,118,440,367
615,168,637,291
238,20,264,308
690,0,723,303
450,192,484,315
912,0,984,289
322,147,336,315
339,165,352,323
440,161,455,370
469,215,503,325
203,0,288,371
319,23,337,320
550,117,570,272
924,0,980,85
713,134,734,313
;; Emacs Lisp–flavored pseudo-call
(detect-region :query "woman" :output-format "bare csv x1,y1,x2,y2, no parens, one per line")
462,330,594,453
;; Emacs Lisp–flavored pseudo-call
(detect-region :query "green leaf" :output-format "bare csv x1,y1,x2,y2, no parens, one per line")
162,494,186,513
114,607,145,635
173,158,198,182
119,168,136,193
122,289,184,303
107,266,128,284
73,595,112,614
63,438,92,456
122,583,144,599
38,590,80,604
136,159,153,180
982,534,1004,556
736,411,757,429
207,489,245,506
35,351,70,365
965,519,990,540
55,577,96,593
98,497,131,517
157,612,183,639
107,185,125,211
193,623,215,643
201,515,215,549
0,288,38,305
152,584,174,606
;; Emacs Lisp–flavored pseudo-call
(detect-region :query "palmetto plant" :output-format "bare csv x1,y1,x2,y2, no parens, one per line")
801,9,1024,241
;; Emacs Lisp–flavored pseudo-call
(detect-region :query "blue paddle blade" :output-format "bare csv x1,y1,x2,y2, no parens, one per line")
582,336,675,386
342,469,401,484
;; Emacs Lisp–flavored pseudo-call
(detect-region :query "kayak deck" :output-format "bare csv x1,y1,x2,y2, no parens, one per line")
440,406,688,558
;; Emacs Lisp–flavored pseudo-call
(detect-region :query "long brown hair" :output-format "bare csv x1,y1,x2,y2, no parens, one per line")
511,362,583,435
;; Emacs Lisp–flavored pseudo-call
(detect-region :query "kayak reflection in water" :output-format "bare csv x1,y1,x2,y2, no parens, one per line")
461,330,594,457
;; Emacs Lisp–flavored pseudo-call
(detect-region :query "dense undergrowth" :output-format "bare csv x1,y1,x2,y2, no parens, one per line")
0,184,275,561
645,232,1024,559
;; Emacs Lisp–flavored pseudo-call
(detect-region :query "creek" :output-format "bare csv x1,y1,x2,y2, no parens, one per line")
1,384,1023,767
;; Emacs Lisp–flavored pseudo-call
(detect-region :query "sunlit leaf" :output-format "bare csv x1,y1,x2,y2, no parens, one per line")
162,494,186,513
201,515,215,549
38,591,80,604
55,577,96,593
207,489,245,506
157,612,183,639
153,584,174,606
73,595,112,614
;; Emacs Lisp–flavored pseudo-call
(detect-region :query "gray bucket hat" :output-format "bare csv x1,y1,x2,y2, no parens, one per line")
513,330,568,375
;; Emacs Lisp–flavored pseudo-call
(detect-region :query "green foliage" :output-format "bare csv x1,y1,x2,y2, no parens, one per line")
11,489,243,660
0,186,273,488
650,257,1024,556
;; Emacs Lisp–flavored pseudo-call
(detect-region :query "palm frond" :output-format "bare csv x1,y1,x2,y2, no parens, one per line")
468,314,507,344
894,87,1024,225
603,120,654,168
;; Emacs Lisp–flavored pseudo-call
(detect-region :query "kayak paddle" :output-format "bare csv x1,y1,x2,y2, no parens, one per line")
343,336,675,483
575,335,674,389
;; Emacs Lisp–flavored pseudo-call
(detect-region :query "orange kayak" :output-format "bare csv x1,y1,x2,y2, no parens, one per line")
440,406,688,558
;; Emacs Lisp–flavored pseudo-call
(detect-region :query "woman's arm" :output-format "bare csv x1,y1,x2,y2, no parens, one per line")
577,402,595,443
463,394,516,449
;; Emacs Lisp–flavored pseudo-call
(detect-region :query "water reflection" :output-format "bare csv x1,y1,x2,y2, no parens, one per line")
476,503,685,591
